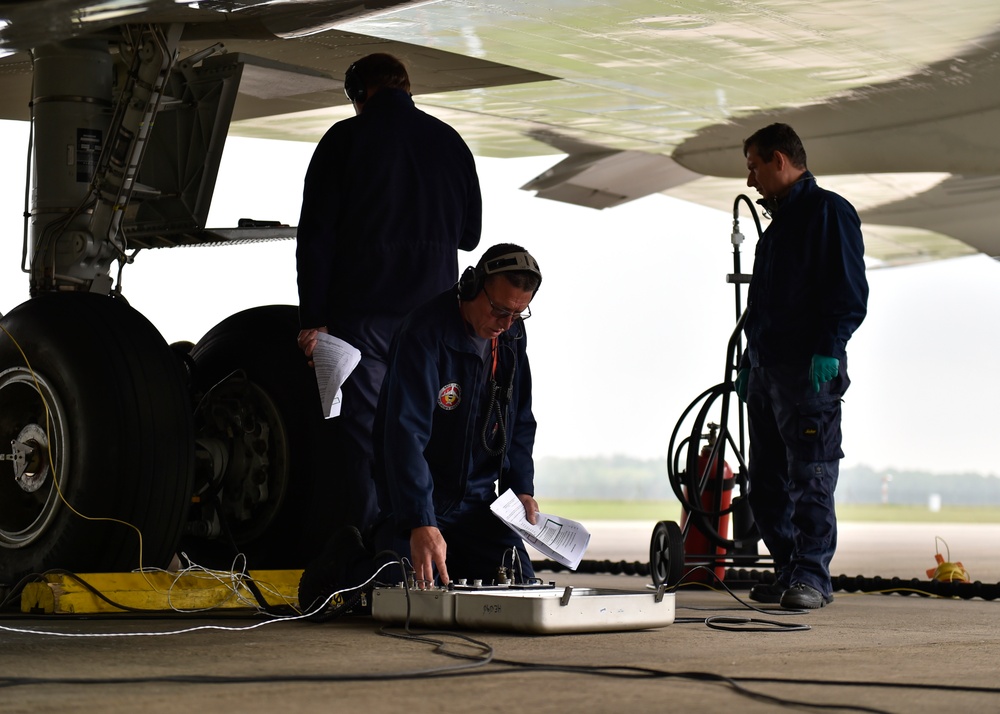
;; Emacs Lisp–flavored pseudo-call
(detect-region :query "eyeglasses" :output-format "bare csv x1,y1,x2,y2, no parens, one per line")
482,284,531,321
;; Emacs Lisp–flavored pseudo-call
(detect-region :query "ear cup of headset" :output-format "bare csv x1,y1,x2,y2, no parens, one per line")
457,265,482,301
344,64,366,103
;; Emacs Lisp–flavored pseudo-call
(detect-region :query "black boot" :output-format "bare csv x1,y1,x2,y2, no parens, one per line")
297,525,375,621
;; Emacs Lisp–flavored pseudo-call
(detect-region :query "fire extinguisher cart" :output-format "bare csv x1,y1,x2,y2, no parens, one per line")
649,196,775,588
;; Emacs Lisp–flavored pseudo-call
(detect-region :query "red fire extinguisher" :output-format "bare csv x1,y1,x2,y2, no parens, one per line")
680,439,734,583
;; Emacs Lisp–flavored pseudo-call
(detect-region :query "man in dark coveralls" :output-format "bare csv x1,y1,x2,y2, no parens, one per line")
295,53,482,534
734,123,868,609
372,243,543,587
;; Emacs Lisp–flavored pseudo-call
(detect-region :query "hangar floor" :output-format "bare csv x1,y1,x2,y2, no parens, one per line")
1,521,998,714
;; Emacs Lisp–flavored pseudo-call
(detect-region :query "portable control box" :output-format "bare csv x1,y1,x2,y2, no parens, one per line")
372,583,674,634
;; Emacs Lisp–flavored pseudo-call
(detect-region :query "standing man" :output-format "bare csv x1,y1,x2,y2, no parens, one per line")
373,244,542,587
735,123,868,609
295,53,482,534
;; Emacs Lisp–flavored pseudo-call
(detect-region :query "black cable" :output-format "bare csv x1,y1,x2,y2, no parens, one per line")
378,626,494,672
10,656,998,714
8,567,297,618
4,569,158,615
215,496,280,615
703,615,810,632
36,570,151,614
481,337,517,458
0,572,37,611
485,659,894,714
5,565,998,711
480,375,508,457
370,553,496,677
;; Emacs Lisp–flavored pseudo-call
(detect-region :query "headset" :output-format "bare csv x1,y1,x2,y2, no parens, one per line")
344,62,366,104
457,250,542,301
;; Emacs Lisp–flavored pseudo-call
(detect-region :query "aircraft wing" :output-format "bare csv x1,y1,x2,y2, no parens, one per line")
325,2,1000,267
2,1,999,265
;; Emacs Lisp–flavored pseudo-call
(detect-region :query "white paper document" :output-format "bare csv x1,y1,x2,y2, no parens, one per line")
312,332,362,418
490,488,591,570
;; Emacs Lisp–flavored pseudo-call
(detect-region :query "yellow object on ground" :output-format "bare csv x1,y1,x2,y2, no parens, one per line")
926,553,970,583
20,570,303,615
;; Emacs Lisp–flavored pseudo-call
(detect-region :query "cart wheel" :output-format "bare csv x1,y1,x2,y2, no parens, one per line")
649,520,685,587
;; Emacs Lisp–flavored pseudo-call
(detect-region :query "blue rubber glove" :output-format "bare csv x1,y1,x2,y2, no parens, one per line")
809,354,840,392
734,368,749,402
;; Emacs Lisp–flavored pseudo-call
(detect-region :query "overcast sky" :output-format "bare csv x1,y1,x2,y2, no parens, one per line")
2,120,999,476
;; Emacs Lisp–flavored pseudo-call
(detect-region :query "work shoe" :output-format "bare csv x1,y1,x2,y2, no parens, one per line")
298,525,375,621
748,580,786,604
780,583,833,609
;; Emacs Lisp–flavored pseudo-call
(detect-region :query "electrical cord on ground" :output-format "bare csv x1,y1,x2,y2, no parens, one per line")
702,616,809,633
6,566,986,714
3,560,1000,711
661,565,812,631
2,553,301,618
375,550,496,677
482,657,895,714
214,501,286,615
155,552,300,615
0,561,396,638
0,550,294,618
5,640,998,713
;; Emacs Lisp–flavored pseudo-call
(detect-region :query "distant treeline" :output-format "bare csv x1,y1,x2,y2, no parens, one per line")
534,456,1000,507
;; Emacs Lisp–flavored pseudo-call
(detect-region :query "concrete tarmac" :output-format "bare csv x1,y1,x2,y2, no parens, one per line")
2,522,998,714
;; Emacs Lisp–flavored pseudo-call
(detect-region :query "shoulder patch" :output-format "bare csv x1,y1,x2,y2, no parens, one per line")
437,383,461,410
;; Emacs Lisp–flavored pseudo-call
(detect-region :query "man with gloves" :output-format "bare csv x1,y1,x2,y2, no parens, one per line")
735,123,868,609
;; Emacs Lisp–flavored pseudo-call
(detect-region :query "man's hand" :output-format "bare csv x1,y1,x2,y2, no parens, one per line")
517,493,539,526
296,326,328,367
734,368,749,402
410,526,449,587
809,354,840,392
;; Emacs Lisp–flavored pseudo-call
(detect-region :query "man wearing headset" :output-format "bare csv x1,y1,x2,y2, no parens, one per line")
295,53,482,535
735,123,868,609
371,243,542,587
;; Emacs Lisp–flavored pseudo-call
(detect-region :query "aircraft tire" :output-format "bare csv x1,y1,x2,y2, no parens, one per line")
184,305,332,570
0,293,194,582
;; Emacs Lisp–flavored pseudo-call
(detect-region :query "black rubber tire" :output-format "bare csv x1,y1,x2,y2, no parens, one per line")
0,293,194,582
649,520,685,587
184,305,334,570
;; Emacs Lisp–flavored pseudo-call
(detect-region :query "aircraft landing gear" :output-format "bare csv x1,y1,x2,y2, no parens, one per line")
181,305,335,569
0,293,194,583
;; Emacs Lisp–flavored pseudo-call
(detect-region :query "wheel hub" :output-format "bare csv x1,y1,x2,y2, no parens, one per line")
0,367,66,549
11,424,50,493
